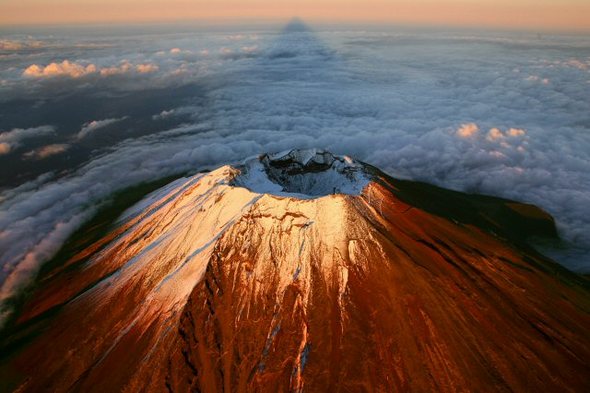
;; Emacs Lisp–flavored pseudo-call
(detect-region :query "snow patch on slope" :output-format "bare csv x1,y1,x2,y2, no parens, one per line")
231,149,370,198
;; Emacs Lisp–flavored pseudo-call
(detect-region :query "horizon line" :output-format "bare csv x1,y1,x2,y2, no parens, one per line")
1,18,590,35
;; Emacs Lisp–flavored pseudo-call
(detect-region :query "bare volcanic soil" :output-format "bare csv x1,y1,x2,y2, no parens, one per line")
1,149,589,393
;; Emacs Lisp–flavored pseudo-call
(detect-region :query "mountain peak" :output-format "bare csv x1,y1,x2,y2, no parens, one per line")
1,150,589,392
231,149,369,197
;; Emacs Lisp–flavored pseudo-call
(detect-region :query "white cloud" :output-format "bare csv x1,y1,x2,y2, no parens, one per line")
241,45,259,54
456,123,479,138
22,60,159,79
486,127,505,141
526,75,550,84
0,39,44,51
136,63,159,74
152,109,175,120
226,34,246,41
0,40,25,51
99,62,132,77
152,106,197,120
506,128,526,137
475,127,527,143
23,144,70,160
168,48,194,56
77,117,127,139
0,125,55,154
23,61,97,78
99,61,159,76
543,58,590,71
0,143,11,155
565,59,589,70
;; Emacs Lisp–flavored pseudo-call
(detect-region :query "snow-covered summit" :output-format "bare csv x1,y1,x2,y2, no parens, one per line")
4,148,585,393
231,148,370,197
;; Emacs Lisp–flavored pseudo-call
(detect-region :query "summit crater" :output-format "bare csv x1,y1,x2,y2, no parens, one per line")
230,149,369,198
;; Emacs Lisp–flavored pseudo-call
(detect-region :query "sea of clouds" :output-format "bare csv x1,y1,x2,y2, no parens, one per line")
0,21,589,324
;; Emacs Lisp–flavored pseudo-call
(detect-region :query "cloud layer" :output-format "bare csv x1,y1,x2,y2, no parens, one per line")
23,61,97,79
77,117,127,139
23,144,70,160
0,24,589,327
23,60,160,79
0,126,55,155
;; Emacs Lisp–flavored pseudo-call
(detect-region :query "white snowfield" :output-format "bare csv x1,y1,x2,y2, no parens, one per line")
231,148,370,198
2,150,378,370
98,150,375,330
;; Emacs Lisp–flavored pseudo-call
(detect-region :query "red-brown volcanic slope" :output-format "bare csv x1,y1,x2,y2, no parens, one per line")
1,150,589,392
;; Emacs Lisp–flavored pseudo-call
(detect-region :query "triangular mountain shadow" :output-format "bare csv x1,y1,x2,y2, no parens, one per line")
203,18,346,132
281,17,311,33
261,18,337,64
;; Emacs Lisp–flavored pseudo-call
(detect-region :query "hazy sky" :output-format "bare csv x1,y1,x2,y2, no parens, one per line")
1,0,589,31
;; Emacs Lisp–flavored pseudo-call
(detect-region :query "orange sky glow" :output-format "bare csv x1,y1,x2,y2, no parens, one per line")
0,0,589,31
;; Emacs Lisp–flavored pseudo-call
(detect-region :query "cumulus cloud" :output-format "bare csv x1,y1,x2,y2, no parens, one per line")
77,117,127,139
22,60,159,79
0,39,44,51
542,58,590,71
0,143,11,155
0,125,55,154
486,127,504,141
152,106,197,120
23,144,70,160
506,128,526,137
99,61,159,76
225,34,259,41
475,126,527,143
156,48,193,57
98,62,131,77
226,34,246,41
526,75,550,84
152,109,175,120
23,61,97,78
565,59,589,70
456,123,479,138
136,63,159,74
241,45,259,54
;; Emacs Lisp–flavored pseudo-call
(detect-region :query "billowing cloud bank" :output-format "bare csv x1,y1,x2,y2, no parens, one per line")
77,117,127,139
23,60,159,79
23,144,70,160
0,126,55,155
0,23,589,326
